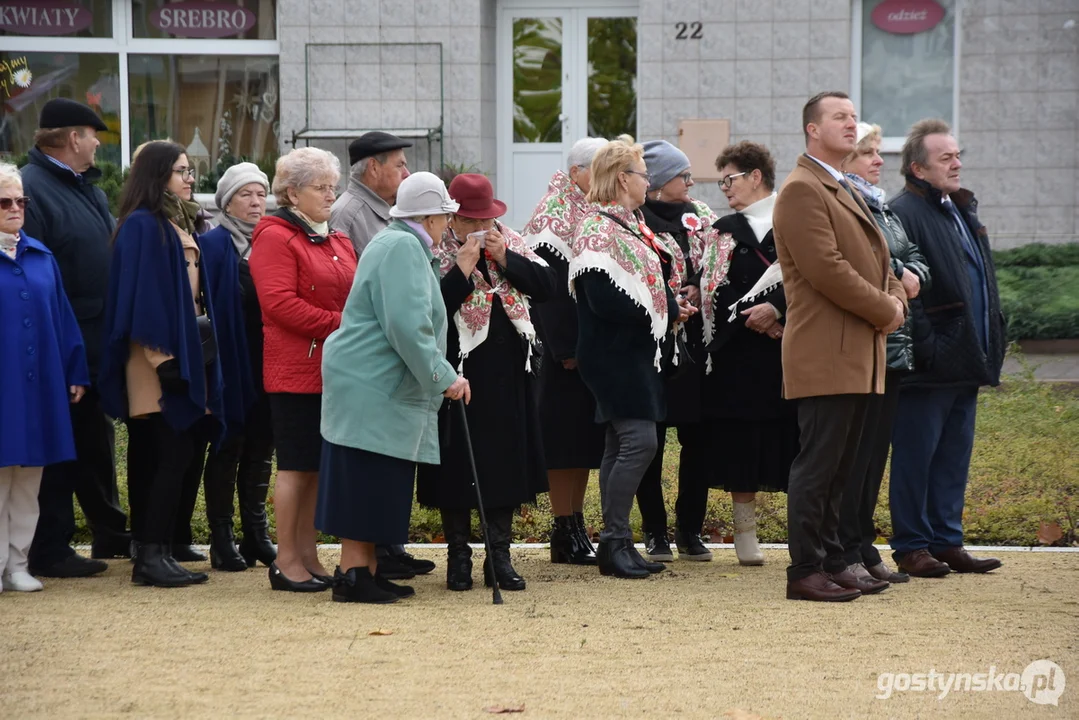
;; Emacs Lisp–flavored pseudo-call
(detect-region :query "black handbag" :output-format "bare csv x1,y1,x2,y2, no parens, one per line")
195,263,217,366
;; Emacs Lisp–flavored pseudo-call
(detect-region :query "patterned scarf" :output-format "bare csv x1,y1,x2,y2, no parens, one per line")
162,190,202,237
569,203,673,369
845,172,887,212
434,220,549,370
521,170,593,263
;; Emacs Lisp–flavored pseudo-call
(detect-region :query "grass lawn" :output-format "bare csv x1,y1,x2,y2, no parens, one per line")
75,356,1078,548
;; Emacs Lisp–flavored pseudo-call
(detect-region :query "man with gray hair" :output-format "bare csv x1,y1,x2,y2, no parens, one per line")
887,118,1005,578
330,131,412,258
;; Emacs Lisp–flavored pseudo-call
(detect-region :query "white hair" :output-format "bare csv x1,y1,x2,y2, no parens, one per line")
567,137,608,173
272,147,341,206
352,151,391,180
0,162,22,192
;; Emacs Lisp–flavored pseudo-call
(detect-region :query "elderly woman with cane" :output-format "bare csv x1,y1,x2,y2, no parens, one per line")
316,172,469,603
570,137,695,578
417,173,555,593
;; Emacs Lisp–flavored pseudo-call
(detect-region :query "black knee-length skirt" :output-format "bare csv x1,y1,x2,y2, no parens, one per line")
314,440,417,544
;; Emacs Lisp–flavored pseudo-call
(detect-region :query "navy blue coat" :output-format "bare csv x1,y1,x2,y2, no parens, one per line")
198,226,258,436
0,231,90,467
20,148,114,377
98,210,226,441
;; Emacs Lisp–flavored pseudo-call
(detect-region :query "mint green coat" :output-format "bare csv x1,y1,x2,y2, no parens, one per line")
321,220,457,463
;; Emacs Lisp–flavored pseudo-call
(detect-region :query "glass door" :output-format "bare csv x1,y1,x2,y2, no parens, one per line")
498,3,637,227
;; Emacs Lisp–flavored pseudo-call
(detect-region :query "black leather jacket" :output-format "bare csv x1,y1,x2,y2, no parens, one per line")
868,202,931,372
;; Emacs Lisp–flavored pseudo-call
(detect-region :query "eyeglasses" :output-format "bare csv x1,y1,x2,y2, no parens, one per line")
0,196,29,210
677,172,693,184
718,172,748,190
624,169,652,182
306,184,337,196
173,167,196,180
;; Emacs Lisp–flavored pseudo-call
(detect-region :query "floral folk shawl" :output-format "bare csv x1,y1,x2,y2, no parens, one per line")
434,221,549,370
521,170,593,264
569,203,674,368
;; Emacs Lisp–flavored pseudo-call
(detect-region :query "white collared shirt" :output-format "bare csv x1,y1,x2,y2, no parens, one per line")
806,154,845,183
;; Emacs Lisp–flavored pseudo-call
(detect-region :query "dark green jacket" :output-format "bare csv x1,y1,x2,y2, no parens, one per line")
870,204,931,372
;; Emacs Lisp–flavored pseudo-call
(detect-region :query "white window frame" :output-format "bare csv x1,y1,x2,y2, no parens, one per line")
1,0,280,166
850,0,962,153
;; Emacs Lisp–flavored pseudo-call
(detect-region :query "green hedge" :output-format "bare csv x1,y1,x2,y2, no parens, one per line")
994,243,1079,341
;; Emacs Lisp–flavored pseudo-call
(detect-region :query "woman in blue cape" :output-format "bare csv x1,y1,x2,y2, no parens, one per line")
98,141,241,588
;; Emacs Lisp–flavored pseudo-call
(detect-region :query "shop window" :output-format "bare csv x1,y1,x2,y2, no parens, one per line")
0,0,112,38
0,51,122,166
132,0,276,40
856,0,957,143
127,54,278,186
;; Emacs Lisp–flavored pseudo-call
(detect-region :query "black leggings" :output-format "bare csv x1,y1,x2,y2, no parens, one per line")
126,415,207,545
634,423,712,536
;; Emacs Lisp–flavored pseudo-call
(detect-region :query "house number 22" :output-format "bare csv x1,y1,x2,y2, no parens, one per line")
675,21,703,39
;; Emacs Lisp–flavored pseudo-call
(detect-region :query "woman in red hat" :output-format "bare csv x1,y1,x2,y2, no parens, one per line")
416,173,556,593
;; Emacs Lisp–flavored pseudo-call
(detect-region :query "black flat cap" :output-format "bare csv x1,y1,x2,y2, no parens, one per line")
348,131,413,165
39,98,108,132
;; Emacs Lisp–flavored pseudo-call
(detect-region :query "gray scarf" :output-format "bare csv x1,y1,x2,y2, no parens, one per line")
217,212,258,260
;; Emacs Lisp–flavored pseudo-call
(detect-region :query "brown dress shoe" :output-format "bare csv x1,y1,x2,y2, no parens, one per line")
866,562,910,583
786,571,862,602
931,547,1002,573
895,549,951,578
833,567,890,595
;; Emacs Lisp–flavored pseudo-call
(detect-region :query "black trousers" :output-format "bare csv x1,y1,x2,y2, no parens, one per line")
635,424,669,535
839,373,902,566
786,394,872,582
28,387,128,569
126,415,207,545
673,423,712,536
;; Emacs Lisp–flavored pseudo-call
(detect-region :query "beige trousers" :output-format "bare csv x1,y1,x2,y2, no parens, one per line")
0,465,44,575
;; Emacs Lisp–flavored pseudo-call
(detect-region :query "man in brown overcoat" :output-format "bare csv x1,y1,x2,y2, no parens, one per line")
773,91,907,602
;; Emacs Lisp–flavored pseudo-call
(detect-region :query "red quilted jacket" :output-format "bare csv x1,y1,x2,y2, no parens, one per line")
249,213,357,394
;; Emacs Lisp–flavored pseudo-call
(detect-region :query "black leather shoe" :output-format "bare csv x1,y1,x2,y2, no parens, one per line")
332,566,397,604
31,553,108,578
268,562,329,592
550,516,598,565
390,550,435,575
675,530,714,561
209,524,247,572
375,553,418,580
166,555,209,585
131,543,192,588
484,551,526,591
597,539,649,578
643,531,674,562
171,545,208,563
375,572,415,598
628,543,666,574
91,533,133,559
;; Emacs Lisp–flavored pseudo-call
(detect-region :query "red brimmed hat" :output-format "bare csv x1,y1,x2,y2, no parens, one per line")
448,173,507,219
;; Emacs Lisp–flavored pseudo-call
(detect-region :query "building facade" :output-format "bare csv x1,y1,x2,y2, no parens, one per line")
2,0,1076,247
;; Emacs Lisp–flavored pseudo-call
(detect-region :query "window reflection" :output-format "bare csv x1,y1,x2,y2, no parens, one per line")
588,17,637,140
513,17,563,143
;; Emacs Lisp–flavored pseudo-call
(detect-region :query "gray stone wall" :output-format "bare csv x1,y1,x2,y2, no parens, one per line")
276,0,1078,247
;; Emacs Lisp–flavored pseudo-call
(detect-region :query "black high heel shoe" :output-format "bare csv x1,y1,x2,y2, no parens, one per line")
268,562,329,592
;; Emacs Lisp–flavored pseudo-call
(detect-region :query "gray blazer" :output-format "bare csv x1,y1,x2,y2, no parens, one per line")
329,176,391,258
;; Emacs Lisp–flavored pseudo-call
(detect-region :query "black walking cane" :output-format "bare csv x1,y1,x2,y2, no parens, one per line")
456,399,504,605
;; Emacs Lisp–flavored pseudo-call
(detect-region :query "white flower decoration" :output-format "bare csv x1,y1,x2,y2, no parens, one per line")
13,68,32,88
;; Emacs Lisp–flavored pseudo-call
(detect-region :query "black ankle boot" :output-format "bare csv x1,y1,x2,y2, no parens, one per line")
550,516,597,565
237,459,277,567
332,566,398,604
597,538,650,579
628,542,666,573
132,543,194,587
171,544,208,562
483,507,525,591
441,508,473,591
209,522,247,572
573,512,597,556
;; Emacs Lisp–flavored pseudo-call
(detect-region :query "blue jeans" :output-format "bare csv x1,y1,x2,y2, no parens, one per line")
889,386,978,555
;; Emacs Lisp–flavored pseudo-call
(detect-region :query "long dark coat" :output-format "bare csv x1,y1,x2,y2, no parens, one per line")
531,245,606,470
416,250,556,511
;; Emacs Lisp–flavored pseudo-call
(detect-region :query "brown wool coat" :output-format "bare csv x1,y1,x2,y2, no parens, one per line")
772,155,907,399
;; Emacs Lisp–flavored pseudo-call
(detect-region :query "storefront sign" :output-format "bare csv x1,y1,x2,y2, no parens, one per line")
871,0,945,34
150,1,257,39
0,1,92,36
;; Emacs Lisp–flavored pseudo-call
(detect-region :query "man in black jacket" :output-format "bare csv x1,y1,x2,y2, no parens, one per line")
887,119,1005,579
22,99,128,577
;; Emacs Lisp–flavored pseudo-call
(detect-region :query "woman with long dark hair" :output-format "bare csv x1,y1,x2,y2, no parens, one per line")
98,141,231,587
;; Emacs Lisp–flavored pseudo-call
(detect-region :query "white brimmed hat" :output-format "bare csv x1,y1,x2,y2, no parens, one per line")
389,171,459,218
